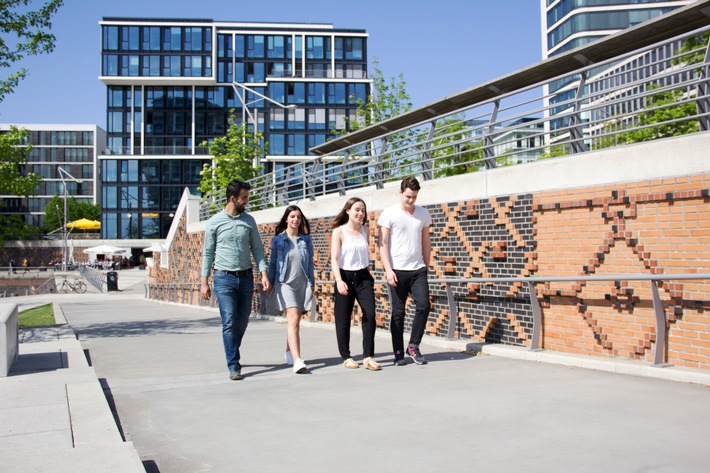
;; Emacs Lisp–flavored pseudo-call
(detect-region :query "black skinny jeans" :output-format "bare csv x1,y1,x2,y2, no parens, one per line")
389,267,430,355
334,268,376,359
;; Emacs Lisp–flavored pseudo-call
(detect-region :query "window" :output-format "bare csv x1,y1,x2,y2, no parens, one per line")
308,109,326,130
349,83,367,104
247,62,265,82
103,26,119,51
164,27,181,51
307,83,326,104
121,26,140,51
270,109,285,130
328,83,346,104
247,35,265,58
143,27,161,51
267,36,286,58
184,27,203,51
270,82,285,103
329,109,347,130
103,186,118,209
306,36,324,59
102,213,118,239
183,56,203,76
143,56,160,76
287,134,306,155
121,55,140,76
162,161,181,183
235,35,245,58
163,56,181,76
142,187,161,209
287,109,305,130
184,160,204,184
103,55,118,76
345,38,363,60
120,160,139,182
270,134,285,154
287,83,305,104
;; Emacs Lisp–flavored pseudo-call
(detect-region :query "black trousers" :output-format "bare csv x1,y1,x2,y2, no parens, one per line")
389,267,430,355
334,268,376,359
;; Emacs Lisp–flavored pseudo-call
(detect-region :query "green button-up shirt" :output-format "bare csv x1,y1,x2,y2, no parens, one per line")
201,209,267,277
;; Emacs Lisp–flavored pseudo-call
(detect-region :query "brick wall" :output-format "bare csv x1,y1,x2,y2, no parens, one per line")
148,172,710,371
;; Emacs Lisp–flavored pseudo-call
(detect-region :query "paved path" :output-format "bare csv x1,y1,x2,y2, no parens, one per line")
2,269,710,472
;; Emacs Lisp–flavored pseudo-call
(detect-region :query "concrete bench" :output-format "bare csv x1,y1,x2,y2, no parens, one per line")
0,303,19,376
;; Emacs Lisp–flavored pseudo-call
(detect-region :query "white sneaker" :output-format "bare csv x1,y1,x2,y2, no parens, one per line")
285,350,293,366
293,358,307,374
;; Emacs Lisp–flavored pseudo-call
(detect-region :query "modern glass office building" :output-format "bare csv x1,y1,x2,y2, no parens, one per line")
541,0,693,59
540,0,694,139
0,124,105,230
99,18,370,239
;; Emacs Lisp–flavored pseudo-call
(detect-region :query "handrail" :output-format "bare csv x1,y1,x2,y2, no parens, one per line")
198,20,710,216
147,273,710,367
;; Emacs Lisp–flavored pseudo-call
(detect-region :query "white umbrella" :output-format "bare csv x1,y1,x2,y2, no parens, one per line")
83,244,129,254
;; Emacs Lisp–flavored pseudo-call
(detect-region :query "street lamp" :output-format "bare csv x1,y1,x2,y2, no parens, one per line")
57,166,82,272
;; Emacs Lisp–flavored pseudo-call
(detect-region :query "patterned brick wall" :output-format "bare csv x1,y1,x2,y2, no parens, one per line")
534,175,710,369
148,173,710,370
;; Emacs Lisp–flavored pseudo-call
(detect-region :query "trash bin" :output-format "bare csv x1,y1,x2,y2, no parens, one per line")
106,271,119,292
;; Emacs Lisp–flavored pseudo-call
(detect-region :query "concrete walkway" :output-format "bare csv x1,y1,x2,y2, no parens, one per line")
2,269,710,472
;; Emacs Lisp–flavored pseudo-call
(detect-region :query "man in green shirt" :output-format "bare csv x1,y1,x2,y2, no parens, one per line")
201,180,270,380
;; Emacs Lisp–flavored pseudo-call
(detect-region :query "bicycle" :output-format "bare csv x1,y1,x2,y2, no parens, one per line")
58,278,87,294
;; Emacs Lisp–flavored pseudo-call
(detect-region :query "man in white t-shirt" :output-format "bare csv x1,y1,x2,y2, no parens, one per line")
377,177,432,365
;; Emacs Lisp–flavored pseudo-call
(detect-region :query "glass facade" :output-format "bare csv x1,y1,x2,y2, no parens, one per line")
100,18,370,239
0,126,102,229
543,0,692,57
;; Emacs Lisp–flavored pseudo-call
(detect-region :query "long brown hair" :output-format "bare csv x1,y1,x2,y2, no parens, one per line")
332,197,368,228
275,205,311,235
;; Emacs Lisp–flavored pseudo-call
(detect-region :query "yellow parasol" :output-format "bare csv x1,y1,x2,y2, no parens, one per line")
66,218,101,231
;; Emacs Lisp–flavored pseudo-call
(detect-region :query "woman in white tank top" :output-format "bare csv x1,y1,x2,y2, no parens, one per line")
331,197,381,370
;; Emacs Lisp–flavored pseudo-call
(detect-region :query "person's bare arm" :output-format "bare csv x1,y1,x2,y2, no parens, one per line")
331,227,348,295
378,225,397,287
422,226,432,270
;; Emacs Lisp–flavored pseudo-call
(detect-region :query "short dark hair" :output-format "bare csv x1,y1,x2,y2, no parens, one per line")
400,177,421,192
226,180,251,201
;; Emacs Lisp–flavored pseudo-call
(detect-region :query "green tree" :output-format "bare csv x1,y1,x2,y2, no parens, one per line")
0,126,43,242
345,60,412,132
593,32,708,150
0,0,64,103
430,116,485,177
672,31,710,68
42,195,100,233
0,126,41,196
336,60,416,182
198,110,266,195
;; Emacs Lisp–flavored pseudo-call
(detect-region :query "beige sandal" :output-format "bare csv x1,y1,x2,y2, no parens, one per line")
343,358,359,369
362,357,381,371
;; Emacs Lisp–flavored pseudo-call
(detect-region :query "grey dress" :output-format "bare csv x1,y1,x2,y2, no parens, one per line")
268,236,314,313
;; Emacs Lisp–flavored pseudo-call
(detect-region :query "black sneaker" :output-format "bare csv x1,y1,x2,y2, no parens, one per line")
406,345,427,365
393,350,406,366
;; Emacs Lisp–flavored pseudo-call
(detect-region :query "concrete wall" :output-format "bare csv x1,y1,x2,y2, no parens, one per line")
0,303,19,376
148,133,710,370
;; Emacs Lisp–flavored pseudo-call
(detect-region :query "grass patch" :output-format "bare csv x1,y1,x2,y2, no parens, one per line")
18,303,55,327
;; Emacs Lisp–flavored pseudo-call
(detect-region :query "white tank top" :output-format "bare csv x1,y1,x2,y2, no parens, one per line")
338,227,369,270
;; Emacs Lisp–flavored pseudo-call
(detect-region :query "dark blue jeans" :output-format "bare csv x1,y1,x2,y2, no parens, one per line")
213,270,254,369
389,267,430,354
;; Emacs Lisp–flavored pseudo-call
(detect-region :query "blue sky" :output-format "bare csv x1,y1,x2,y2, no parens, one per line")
0,0,542,126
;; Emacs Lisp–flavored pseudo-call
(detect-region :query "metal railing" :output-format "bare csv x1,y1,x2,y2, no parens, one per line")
147,273,710,367
102,146,210,156
199,24,710,217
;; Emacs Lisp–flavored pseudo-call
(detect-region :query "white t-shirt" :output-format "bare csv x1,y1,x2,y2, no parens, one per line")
377,204,431,270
